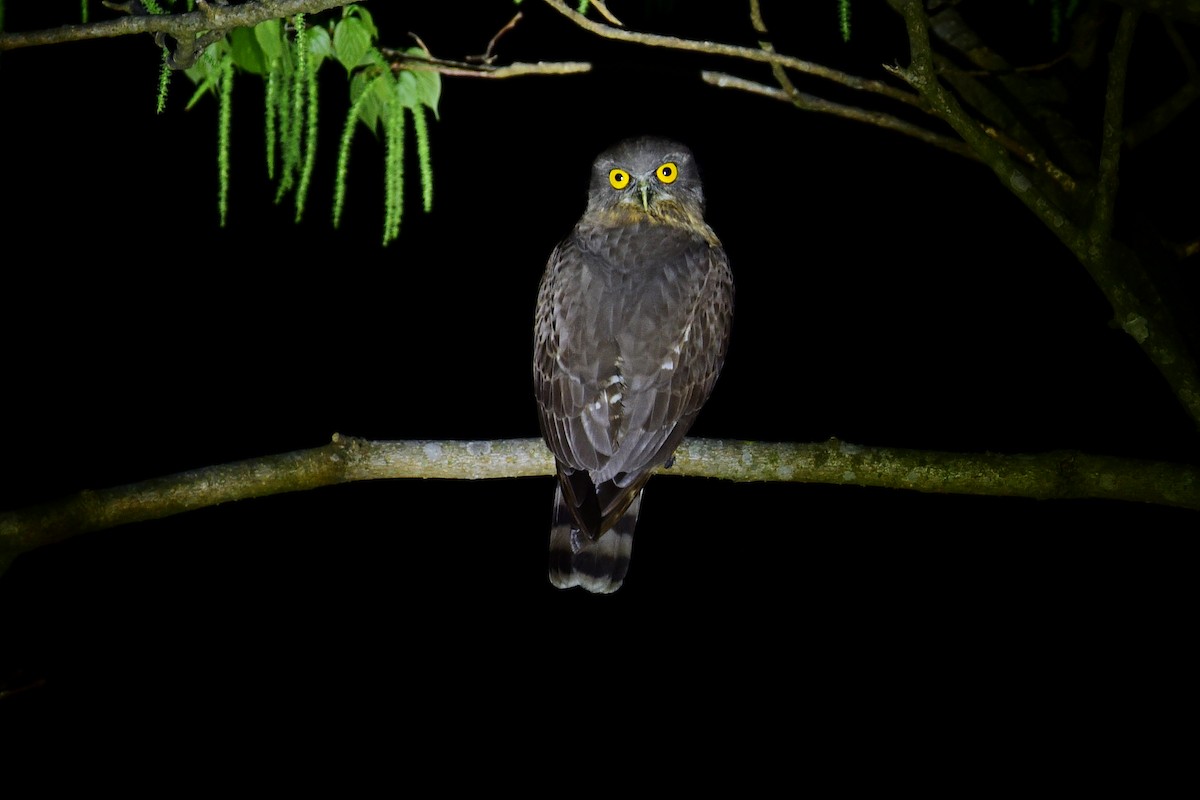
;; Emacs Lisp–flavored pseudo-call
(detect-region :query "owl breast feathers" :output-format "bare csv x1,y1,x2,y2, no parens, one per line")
533,136,734,593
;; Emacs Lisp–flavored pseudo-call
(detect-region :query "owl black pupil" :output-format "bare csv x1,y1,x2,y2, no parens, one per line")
662,167,672,177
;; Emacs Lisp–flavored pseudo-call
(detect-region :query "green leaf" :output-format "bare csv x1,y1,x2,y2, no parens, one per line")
404,46,441,115
349,72,391,135
183,42,225,106
394,70,417,108
333,17,372,74
254,18,284,63
229,26,266,75
343,4,378,40
307,25,333,70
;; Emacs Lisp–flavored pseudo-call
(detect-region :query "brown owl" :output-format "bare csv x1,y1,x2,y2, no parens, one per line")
533,136,734,593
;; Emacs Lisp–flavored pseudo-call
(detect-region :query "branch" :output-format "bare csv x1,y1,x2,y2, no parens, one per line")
1124,19,1200,147
540,0,927,111
2,436,1196,565
381,49,591,79
1108,0,1200,26
387,12,592,78
1091,7,1139,246
748,0,800,99
886,0,1200,431
544,0,986,164
700,71,977,160
926,6,1097,186
707,0,972,160
885,2,1083,240
0,0,352,52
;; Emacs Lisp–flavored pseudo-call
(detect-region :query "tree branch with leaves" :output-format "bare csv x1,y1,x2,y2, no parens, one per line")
0,0,1196,571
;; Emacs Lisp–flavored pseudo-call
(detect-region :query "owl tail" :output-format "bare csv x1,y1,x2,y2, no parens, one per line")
548,483,640,594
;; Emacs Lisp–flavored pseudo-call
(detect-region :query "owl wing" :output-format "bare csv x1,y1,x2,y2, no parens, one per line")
534,223,733,537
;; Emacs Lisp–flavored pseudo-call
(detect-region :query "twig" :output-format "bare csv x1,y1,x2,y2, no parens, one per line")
541,0,927,111
748,0,799,99
947,50,1074,77
977,127,1079,194
701,71,977,160
382,49,591,79
466,11,523,65
590,0,624,27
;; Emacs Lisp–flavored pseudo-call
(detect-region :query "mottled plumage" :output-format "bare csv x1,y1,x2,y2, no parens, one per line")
533,136,734,593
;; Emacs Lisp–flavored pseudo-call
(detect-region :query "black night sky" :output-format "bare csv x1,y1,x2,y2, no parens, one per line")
0,2,1196,734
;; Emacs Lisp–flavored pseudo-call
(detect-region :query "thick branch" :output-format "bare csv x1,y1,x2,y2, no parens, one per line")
2,436,1196,564
0,0,352,51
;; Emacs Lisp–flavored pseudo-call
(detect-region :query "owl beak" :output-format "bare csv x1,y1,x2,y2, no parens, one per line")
638,181,650,212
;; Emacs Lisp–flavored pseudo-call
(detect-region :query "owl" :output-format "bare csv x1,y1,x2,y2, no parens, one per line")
533,136,734,593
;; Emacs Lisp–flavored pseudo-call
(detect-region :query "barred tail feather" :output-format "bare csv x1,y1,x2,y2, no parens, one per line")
548,484,639,594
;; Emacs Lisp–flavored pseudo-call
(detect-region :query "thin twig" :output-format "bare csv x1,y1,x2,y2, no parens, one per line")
978,121,1078,194
466,11,523,64
701,71,977,159
382,48,591,78
948,50,1074,77
749,0,799,99
541,0,927,111
590,0,624,27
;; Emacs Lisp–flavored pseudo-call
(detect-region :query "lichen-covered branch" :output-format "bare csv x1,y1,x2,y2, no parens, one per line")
2,436,1196,566
0,0,352,52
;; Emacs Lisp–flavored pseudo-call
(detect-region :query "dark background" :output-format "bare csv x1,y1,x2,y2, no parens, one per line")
0,2,1195,735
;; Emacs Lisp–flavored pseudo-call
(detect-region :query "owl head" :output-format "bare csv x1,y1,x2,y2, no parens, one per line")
585,136,706,218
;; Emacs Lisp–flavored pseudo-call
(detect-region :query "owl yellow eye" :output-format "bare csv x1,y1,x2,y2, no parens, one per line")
656,162,679,184
609,168,630,190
